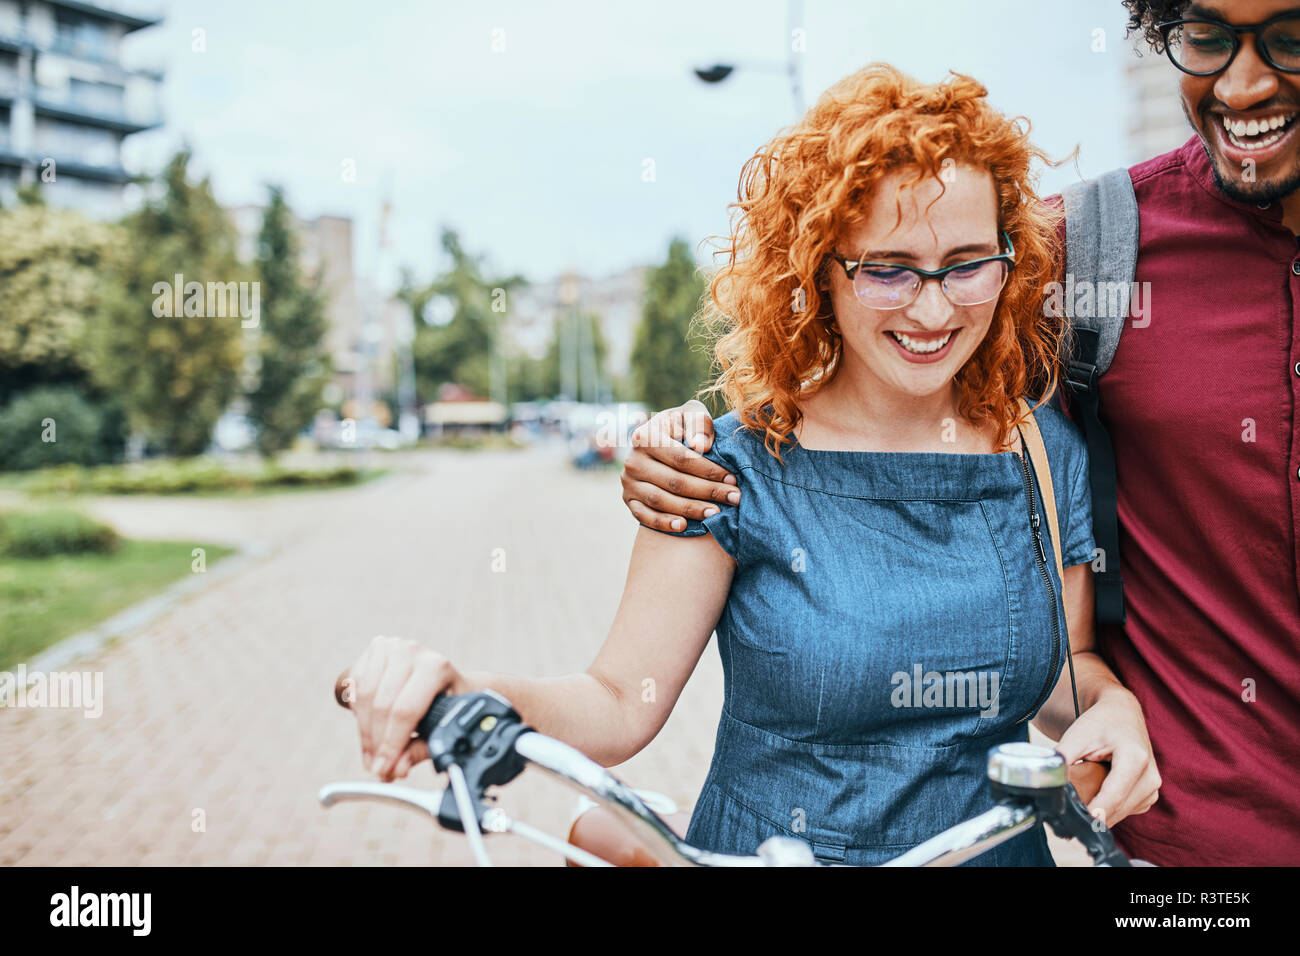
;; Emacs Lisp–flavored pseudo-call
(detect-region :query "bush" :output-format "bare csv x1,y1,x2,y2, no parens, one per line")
20,459,366,496
0,385,126,471
257,463,362,489
0,509,120,558
430,432,525,451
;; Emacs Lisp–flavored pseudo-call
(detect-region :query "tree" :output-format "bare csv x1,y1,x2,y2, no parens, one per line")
0,200,115,405
89,150,246,456
245,186,330,457
630,238,717,413
400,229,525,402
0,196,129,467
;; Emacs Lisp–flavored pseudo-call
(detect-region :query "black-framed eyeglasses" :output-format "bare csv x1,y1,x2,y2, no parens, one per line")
1158,12,1300,76
828,232,1015,310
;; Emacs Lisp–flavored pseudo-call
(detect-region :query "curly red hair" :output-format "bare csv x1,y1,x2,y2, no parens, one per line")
699,63,1063,460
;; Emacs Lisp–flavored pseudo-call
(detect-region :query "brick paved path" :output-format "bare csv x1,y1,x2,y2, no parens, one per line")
0,445,1085,866
0,447,721,866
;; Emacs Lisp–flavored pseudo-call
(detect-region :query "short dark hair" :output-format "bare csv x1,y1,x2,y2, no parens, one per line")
1122,0,1192,53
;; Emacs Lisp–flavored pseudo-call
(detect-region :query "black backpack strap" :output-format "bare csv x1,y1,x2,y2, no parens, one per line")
1065,330,1126,624
1059,168,1139,626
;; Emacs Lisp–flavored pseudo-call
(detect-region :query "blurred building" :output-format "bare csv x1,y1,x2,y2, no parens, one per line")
227,204,403,407
508,265,648,399
352,273,406,398
0,0,163,218
1125,46,1191,163
424,397,507,435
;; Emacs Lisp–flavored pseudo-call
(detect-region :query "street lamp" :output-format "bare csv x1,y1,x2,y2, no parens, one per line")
692,0,804,118
693,64,734,84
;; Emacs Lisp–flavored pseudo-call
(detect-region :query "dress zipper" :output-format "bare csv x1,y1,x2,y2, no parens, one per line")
1013,449,1063,724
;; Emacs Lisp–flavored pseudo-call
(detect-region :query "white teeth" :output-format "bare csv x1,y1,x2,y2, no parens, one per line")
1228,128,1286,150
890,330,953,354
1223,112,1296,142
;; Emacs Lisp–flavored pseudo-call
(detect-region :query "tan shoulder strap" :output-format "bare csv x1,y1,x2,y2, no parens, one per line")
1016,399,1067,614
1015,398,1079,718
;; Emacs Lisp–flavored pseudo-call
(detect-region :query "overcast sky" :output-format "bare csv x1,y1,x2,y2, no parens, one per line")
121,0,1149,290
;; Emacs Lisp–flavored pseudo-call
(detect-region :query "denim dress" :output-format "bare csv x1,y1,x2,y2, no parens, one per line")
657,403,1095,866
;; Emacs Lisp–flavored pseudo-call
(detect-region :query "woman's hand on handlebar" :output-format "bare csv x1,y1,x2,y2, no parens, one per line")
1055,686,1161,830
346,635,465,782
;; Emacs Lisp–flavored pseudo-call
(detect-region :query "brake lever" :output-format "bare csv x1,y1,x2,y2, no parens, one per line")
426,691,532,834
1038,782,1131,867
990,780,1130,866
447,764,492,866
319,781,442,816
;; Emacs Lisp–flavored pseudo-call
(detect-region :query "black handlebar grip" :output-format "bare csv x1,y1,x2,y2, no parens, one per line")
335,669,458,742
414,692,457,741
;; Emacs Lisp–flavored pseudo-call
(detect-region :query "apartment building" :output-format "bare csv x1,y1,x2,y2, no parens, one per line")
0,0,162,218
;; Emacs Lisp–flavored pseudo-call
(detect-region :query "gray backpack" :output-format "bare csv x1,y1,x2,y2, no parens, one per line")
1057,168,1139,626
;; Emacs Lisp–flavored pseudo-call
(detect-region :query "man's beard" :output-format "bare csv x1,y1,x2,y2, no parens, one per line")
1189,101,1300,204
1201,136,1300,203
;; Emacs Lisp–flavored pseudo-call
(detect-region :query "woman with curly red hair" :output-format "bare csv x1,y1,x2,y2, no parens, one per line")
698,65,1063,460
343,64,1159,866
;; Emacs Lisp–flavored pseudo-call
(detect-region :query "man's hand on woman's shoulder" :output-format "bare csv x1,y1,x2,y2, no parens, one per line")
620,398,740,532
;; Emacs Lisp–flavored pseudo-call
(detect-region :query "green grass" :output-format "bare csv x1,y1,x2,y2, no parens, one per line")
0,540,235,669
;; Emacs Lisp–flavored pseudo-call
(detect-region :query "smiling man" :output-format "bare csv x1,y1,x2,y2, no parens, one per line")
619,0,1300,866
1162,1,1300,215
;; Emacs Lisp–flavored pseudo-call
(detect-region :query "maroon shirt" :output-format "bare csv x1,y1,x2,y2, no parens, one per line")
1062,136,1300,865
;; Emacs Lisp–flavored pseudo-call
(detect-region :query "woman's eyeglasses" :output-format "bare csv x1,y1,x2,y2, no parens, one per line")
828,232,1015,310
1158,13,1300,76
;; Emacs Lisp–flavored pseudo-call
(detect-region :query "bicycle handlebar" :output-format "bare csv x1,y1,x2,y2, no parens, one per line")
328,676,1131,867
